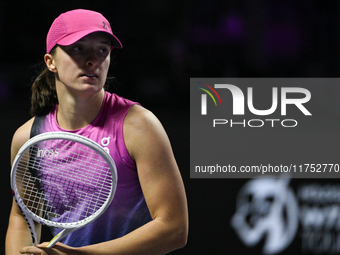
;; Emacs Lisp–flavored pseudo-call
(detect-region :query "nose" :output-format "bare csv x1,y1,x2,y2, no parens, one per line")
86,50,99,67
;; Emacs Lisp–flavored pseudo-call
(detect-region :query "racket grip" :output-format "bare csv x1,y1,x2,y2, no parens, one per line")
24,217,38,246
46,228,75,248
27,217,38,246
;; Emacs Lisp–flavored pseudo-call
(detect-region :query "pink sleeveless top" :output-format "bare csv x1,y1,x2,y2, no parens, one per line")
30,91,152,246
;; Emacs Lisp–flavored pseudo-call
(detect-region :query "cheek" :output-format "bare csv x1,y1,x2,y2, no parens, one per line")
105,56,111,68
102,59,111,75
57,66,71,79
55,64,76,83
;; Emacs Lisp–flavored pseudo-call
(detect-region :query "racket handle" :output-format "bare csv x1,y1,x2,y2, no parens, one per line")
25,217,38,246
24,217,37,255
46,228,75,248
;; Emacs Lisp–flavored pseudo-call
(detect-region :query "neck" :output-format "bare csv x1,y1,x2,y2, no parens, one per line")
56,89,105,130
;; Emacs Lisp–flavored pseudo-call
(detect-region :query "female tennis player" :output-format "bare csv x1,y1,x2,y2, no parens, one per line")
5,9,188,255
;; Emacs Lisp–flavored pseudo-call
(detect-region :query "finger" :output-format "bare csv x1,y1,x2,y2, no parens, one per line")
38,241,64,249
37,242,49,247
20,246,43,254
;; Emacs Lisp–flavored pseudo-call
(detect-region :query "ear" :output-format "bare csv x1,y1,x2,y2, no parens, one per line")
44,54,57,73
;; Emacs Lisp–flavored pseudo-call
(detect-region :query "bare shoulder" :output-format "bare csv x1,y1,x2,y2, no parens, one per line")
11,117,35,164
124,104,162,131
123,104,170,161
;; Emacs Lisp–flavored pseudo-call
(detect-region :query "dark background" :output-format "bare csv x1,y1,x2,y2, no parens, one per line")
1,1,340,254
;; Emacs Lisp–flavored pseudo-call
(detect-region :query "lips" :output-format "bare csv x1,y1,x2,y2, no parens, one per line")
80,73,98,78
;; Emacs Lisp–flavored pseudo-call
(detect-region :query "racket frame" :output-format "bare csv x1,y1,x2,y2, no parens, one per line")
10,132,117,247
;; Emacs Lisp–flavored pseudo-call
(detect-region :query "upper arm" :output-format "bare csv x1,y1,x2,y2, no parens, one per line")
124,105,188,230
9,118,35,217
6,118,41,249
10,117,35,165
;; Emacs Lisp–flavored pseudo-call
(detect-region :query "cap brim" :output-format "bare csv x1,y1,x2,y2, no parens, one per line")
57,29,123,49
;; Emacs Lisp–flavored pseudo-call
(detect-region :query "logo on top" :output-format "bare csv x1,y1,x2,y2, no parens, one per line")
37,148,59,158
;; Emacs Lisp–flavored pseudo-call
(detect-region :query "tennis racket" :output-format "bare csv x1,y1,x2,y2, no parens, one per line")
10,132,117,248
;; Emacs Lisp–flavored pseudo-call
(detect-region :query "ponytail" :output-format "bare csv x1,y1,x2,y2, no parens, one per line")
30,47,58,116
30,66,58,116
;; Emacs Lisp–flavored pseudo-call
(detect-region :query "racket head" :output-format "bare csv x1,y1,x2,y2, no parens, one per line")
10,132,117,230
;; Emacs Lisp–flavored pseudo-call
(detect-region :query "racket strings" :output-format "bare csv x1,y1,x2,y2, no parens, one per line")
84,160,112,218
15,138,113,226
16,156,45,216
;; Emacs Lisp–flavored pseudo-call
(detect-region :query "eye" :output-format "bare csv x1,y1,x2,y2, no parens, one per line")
98,47,109,55
73,46,83,52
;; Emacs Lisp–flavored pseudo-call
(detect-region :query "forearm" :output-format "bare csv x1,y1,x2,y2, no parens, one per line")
77,218,187,255
6,230,33,255
6,214,42,255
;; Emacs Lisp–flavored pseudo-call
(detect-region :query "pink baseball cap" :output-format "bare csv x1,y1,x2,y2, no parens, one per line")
46,9,122,53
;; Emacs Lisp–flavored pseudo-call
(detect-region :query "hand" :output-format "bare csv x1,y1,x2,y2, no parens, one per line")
20,242,79,255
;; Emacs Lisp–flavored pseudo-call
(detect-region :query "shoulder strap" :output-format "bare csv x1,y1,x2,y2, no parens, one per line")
30,115,48,138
